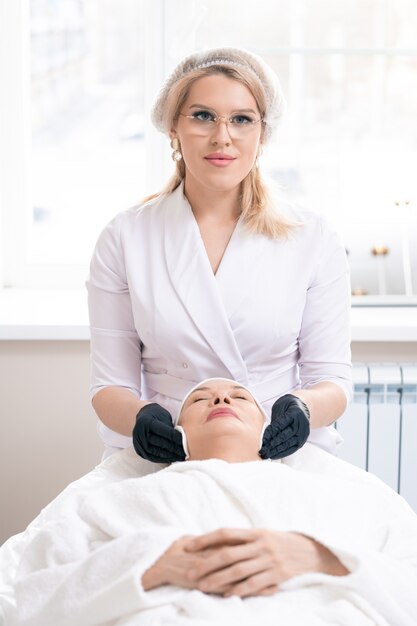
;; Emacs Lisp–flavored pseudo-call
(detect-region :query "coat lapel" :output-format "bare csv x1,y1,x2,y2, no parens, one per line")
163,182,250,382
213,215,270,323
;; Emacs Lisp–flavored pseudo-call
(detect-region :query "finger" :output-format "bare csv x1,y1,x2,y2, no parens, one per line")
148,420,180,442
144,448,185,463
261,416,294,445
270,424,295,444
268,432,299,455
260,425,273,445
186,528,257,552
271,442,301,460
224,571,279,598
140,444,185,463
259,426,295,458
257,584,279,596
270,410,294,430
149,449,185,462
175,542,259,583
198,556,269,593
225,582,279,598
137,408,173,428
179,534,197,542
146,430,183,452
189,542,261,581
267,435,301,459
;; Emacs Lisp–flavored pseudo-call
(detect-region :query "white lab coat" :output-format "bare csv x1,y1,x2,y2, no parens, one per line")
86,181,352,455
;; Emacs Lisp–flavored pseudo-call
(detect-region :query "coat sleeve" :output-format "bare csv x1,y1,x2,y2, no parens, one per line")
86,214,142,402
297,215,353,402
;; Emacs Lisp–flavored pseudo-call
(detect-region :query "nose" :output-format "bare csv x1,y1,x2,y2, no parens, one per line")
213,393,232,405
210,117,232,145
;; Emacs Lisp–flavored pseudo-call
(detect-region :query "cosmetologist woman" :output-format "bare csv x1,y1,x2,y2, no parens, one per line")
86,47,352,462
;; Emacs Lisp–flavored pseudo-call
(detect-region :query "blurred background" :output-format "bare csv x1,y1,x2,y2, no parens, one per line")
1,0,416,296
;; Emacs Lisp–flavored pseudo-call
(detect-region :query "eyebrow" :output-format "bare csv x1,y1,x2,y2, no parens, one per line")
187,384,250,398
188,104,257,115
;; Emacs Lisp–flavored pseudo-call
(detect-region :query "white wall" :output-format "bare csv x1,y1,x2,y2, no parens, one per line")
0,341,102,544
1,339,416,545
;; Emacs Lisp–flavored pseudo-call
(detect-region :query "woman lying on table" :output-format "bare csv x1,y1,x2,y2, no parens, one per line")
10,378,417,626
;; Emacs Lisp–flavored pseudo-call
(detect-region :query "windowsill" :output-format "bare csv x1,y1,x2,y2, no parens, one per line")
0,289,90,340
0,289,416,341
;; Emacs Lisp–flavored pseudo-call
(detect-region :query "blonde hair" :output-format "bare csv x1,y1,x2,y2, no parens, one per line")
144,65,297,239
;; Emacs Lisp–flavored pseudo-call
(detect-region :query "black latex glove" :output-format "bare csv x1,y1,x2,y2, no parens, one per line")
259,394,310,460
132,403,186,463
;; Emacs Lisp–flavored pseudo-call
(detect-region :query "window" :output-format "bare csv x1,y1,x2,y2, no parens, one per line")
30,0,146,267
1,0,416,297
1,0,149,287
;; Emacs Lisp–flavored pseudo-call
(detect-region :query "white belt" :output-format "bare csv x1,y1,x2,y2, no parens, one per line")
143,369,299,404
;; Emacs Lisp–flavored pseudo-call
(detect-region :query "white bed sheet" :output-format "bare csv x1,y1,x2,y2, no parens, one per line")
2,445,417,626
0,451,162,625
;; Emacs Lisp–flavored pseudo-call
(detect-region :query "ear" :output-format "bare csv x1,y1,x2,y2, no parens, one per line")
169,123,178,140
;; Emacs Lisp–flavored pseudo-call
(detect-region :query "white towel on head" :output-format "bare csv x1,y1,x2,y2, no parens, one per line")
175,377,269,459
175,377,269,424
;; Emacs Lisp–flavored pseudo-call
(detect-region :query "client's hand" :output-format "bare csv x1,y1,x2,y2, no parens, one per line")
259,394,310,460
132,403,186,463
184,528,349,597
142,536,198,591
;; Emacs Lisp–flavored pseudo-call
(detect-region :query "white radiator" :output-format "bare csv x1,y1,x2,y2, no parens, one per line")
336,362,417,512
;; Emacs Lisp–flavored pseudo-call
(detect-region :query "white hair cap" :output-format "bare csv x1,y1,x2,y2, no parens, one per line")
151,47,286,143
174,377,269,460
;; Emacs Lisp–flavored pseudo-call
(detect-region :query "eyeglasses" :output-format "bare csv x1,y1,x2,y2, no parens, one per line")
178,108,264,139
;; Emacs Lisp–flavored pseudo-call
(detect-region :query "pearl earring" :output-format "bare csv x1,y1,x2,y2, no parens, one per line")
170,137,182,162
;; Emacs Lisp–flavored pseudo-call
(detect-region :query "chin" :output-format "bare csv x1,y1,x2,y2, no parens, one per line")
192,171,246,192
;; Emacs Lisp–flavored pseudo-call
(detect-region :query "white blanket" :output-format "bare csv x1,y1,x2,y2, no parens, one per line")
4,444,417,626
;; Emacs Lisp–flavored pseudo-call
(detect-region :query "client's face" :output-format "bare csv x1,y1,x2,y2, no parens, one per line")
178,380,265,462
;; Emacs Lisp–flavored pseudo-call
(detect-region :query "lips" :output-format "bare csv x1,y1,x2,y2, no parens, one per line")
204,153,236,160
204,153,236,168
207,407,239,421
